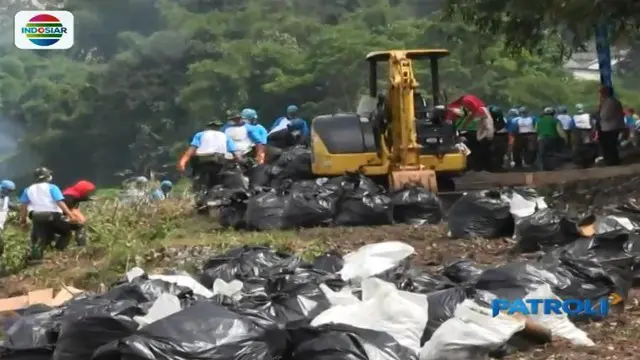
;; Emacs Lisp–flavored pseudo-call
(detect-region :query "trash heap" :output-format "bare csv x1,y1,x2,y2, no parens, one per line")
4,225,640,360
206,146,443,230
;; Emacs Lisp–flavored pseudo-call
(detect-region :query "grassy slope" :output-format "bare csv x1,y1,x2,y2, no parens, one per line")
0,188,328,295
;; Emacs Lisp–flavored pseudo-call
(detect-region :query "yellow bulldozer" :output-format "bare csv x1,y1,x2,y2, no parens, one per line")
310,49,466,192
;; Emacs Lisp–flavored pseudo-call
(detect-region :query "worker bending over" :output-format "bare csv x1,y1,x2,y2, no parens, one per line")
178,119,242,193
58,180,96,248
223,109,267,164
19,167,79,260
150,180,173,201
536,107,567,171
507,107,537,169
447,94,494,171
268,105,309,148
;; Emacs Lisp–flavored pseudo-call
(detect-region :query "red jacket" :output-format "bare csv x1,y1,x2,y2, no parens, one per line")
446,94,486,122
63,180,96,200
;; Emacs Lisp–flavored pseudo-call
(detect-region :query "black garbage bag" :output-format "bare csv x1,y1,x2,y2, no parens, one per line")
542,254,632,320
237,269,333,327
218,165,247,189
333,187,392,226
1,304,51,334
199,185,240,209
2,297,141,359
105,276,193,304
390,186,443,225
543,230,640,284
592,213,639,233
283,186,337,228
286,323,417,360
290,178,330,193
327,172,381,194
549,230,640,269
199,246,297,288
312,250,344,273
2,309,61,354
92,302,278,360
448,190,514,238
220,202,247,229
513,208,584,253
272,146,312,181
442,259,487,284
245,188,290,230
218,191,250,229
614,199,640,222
53,316,138,360
268,128,296,149
395,267,457,294
477,255,632,320
474,262,556,301
420,286,470,344
248,164,273,188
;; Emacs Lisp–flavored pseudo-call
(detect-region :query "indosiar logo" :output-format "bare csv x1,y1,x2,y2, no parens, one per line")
491,293,623,318
14,11,74,50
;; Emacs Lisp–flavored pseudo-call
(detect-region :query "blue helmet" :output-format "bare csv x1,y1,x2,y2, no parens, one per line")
160,180,173,189
286,105,298,113
240,108,258,120
0,180,15,191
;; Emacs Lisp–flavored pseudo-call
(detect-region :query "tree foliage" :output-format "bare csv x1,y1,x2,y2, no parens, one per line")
444,0,640,51
0,0,639,185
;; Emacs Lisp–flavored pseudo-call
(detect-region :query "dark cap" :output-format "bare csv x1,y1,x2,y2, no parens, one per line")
226,110,242,120
207,119,223,127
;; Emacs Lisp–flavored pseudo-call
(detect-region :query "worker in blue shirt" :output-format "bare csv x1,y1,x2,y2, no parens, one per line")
178,119,242,192
240,108,268,139
19,167,79,260
150,180,173,201
268,105,309,147
507,106,538,168
222,109,267,164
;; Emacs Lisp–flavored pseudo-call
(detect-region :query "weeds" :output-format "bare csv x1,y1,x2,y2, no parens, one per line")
0,193,328,293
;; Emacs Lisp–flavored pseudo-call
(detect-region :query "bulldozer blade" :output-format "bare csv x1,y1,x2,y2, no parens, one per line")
389,169,438,192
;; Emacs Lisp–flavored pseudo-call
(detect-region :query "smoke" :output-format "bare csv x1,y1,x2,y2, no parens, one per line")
0,116,40,181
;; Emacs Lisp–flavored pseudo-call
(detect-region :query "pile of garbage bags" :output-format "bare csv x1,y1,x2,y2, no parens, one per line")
6,236,640,360
209,170,444,230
